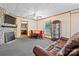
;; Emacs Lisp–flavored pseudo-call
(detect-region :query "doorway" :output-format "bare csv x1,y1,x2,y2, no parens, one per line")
21,21,28,37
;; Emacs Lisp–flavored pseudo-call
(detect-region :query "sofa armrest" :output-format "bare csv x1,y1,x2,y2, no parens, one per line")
68,48,79,56
33,45,53,56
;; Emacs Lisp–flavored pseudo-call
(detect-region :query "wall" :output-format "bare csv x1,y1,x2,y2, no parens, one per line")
53,13,70,38
16,17,21,38
71,10,79,37
28,19,37,31
38,13,71,39
16,17,37,38
37,17,53,38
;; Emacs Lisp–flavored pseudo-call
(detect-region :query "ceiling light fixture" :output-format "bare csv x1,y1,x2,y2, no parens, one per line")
26,7,42,20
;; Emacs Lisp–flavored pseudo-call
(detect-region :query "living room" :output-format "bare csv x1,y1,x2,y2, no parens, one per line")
0,3,79,56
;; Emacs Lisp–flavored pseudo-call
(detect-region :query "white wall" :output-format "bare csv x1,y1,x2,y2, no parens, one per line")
38,17,52,30
38,13,70,38
16,17,21,38
71,10,79,37
38,17,53,38
53,13,70,38
16,17,37,38
28,20,37,31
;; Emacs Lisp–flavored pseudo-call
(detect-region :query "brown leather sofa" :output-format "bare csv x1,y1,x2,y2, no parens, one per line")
33,32,79,56
68,48,79,56
33,37,68,56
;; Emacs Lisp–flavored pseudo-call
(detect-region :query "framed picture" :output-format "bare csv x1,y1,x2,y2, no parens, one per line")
43,20,51,35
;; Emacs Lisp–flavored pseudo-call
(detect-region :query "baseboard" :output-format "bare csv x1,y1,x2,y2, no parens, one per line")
44,37,51,39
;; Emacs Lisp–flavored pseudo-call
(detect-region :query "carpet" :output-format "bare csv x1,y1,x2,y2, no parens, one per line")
0,38,53,56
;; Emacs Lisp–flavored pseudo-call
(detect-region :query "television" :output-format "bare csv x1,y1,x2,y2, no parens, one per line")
4,14,16,25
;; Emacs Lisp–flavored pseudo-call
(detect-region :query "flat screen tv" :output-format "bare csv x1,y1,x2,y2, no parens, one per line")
4,14,16,25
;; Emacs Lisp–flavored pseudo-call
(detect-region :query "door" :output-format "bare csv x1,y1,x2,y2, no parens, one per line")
52,20,61,41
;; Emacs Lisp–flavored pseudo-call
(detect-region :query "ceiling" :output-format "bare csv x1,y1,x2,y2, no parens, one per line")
0,3,79,20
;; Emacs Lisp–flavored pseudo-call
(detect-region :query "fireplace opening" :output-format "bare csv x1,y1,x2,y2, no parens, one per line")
4,32,15,43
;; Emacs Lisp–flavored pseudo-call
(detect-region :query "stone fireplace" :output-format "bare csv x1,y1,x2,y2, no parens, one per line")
0,26,16,45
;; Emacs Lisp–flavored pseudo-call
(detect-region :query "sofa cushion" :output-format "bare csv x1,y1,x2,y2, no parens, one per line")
60,32,79,56
68,48,79,56
47,37,67,51
47,37,67,55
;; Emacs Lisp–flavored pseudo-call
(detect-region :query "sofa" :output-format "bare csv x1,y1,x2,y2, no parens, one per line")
33,32,79,56
33,37,68,56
